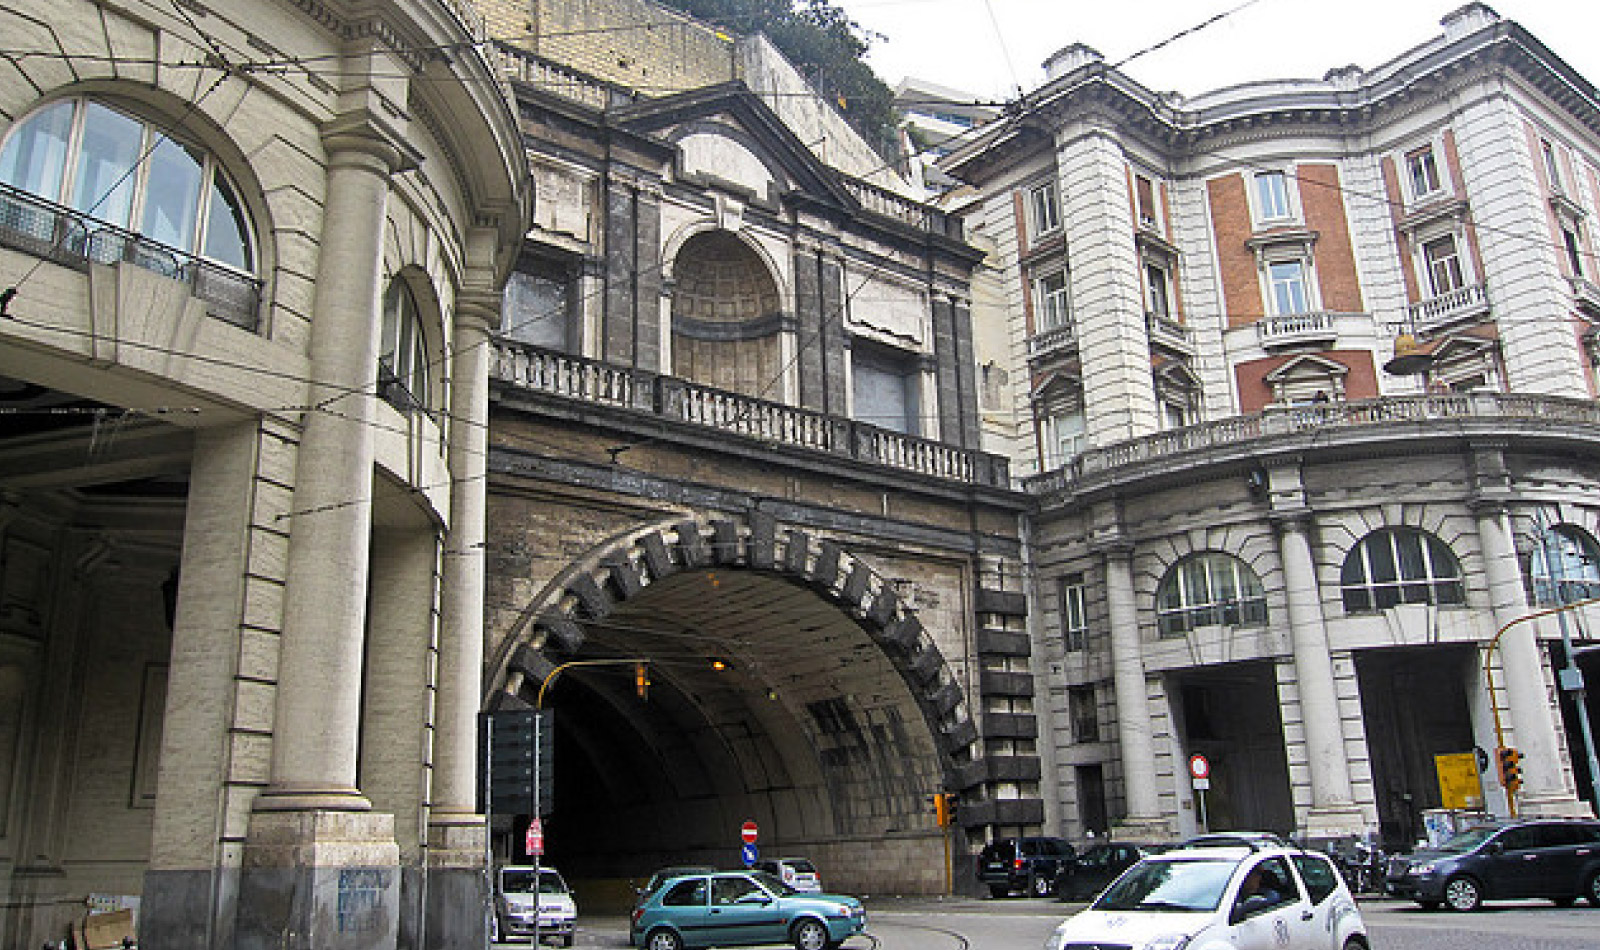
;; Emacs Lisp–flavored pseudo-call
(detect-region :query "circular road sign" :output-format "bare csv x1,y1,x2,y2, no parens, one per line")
741,820,759,845
741,843,759,867
1189,754,1211,781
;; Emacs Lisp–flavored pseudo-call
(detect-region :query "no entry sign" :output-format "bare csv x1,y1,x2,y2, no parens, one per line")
741,820,759,845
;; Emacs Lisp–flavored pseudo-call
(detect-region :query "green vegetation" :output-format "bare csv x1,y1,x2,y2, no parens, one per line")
658,0,899,159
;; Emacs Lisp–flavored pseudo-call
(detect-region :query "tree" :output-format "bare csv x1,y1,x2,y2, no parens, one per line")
658,0,898,160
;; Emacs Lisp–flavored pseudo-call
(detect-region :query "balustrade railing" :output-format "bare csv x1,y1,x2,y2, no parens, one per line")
490,44,626,110
1027,393,1600,496
1256,310,1340,347
1027,322,1077,358
1408,282,1489,330
492,341,1009,487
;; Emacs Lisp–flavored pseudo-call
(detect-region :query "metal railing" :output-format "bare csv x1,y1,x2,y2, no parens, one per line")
491,340,1009,487
0,184,262,330
1025,392,1600,496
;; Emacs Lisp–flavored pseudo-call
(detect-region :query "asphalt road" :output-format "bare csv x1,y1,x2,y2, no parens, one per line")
534,895,1600,949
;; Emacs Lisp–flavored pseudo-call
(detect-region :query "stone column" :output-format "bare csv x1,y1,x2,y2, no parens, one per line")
1272,510,1365,837
1475,500,1585,815
1102,544,1169,836
425,286,496,949
239,118,404,950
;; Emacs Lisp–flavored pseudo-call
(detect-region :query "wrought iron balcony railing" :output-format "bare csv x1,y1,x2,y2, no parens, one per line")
491,340,1011,488
0,183,262,330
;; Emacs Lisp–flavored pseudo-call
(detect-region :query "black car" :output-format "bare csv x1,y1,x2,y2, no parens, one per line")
977,836,1076,898
1053,842,1163,901
1385,818,1600,910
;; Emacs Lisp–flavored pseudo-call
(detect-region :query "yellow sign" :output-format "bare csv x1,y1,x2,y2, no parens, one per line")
1435,752,1484,810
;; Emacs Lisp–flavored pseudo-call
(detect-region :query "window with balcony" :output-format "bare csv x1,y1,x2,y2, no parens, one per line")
1035,269,1071,331
1422,234,1466,297
1028,179,1061,237
1268,259,1310,315
1156,553,1268,636
1340,527,1465,612
851,339,922,436
1041,408,1085,471
1530,525,1600,607
1061,573,1088,652
1254,170,1293,222
0,96,257,324
379,278,433,414
1406,145,1442,200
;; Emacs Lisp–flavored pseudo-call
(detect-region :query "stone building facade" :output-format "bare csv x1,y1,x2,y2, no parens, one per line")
944,2,1600,847
0,0,527,947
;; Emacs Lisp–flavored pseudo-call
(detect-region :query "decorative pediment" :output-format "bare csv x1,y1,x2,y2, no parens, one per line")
1263,353,1350,383
611,81,855,210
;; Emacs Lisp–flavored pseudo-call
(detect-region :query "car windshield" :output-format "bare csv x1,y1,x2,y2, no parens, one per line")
1434,826,1501,854
502,870,566,895
1093,858,1235,912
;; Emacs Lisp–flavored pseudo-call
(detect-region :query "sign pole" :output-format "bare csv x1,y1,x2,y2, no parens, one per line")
483,715,494,950
532,711,542,947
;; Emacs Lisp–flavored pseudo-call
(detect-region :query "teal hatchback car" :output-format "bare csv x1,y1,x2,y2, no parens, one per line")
628,869,866,950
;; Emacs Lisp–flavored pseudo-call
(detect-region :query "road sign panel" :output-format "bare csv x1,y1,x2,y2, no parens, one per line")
741,820,758,844
741,843,758,866
1188,754,1210,780
526,818,544,856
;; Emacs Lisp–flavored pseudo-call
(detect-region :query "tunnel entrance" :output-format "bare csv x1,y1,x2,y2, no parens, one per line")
1170,660,1294,837
488,522,975,898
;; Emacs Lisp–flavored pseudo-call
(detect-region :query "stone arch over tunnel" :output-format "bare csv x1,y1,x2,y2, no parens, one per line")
484,511,979,895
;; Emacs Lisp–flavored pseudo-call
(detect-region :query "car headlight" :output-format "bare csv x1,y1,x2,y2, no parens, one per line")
1143,936,1192,950
1410,861,1437,875
825,903,854,917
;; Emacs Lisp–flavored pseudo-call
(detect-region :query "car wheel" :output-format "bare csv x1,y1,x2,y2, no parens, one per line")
792,918,830,950
1032,874,1054,898
1443,875,1484,912
988,884,1009,898
646,927,684,950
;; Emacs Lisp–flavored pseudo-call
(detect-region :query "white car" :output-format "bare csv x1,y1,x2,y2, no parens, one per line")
1043,843,1369,950
494,865,577,946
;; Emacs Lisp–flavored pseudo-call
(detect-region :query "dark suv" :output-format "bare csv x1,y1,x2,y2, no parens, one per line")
977,836,1077,897
1385,818,1600,910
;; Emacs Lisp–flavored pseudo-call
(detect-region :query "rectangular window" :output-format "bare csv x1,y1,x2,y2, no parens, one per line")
1145,261,1171,317
1029,180,1060,236
1061,574,1087,652
1422,234,1465,296
1543,139,1564,194
1135,175,1157,226
1268,260,1309,315
1069,687,1098,743
1043,410,1085,470
1036,270,1071,330
1563,225,1584,278
1406,146,1442,198
1255,170,1291,220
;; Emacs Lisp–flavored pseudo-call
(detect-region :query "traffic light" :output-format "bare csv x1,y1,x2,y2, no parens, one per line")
635,661,650,700
932,792,956,827
1497,746,1523,792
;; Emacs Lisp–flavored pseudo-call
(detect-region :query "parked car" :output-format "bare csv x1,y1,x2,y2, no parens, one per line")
629,869,866,950
1054,842,1163,901
493,865,577,947
634,865,717,909
1385,818,1600,910
755,857,823,893
977,836,1077,897
1179,830,1289,849
1044,843,1369,950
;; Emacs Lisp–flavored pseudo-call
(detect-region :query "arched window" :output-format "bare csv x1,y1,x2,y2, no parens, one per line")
0,97,252,269
0,96,257,326
1340,527,1464,612
1530,525,1600,607
1156,553,1268,637
379,279,431,414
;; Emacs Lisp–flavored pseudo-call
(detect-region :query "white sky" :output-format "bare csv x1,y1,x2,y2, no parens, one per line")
835,0,1600,106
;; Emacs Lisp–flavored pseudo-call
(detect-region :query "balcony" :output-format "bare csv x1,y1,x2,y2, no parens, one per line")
1146,311,1195,354
1025,392,1600,499
1026,321,1076,360
1255,311,1343,349
1408,282,1490,333
490,340,1012,488
0,184,262,330
1571,276,1600,319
